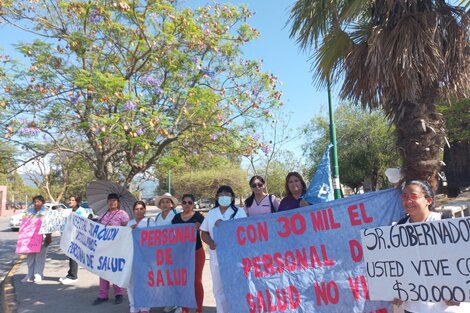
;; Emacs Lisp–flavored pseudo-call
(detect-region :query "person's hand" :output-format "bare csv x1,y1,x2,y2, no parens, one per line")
209,240,216,250
45,234,52,247
194,222,201,230
392,298,403,306
130,224,137,229
299,199,310,207
445,300,460,307
214,219,223,227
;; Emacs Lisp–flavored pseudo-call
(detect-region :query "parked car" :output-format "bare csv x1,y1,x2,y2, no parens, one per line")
44,202,68,210
9,210,25,231
195,199,213,212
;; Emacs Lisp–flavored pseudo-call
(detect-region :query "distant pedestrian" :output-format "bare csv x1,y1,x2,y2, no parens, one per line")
59,195,87,285
278,172,310,211
93,193,129,306
172,194,205,313
127,201,150,313
21,195,52,283
244,175,279,216
200,185,247,313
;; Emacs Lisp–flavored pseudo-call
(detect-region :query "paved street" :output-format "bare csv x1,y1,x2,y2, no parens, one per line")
0,217,20,285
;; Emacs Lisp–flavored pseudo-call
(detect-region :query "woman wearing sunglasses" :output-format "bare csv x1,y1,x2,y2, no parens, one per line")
244,175,279,216
172,194,205,313
392,180,461,312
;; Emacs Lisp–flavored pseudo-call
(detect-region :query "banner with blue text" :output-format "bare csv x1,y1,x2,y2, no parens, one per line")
214,188,404,313
60,213,133,287
132,224,197,308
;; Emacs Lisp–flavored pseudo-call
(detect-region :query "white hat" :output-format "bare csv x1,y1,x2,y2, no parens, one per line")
155,193,178,208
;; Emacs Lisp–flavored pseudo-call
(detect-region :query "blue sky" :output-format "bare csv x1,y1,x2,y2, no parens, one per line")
0,1,338,159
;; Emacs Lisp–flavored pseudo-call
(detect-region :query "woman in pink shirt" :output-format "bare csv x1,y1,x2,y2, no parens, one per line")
93,193,129,306
244,176,279,216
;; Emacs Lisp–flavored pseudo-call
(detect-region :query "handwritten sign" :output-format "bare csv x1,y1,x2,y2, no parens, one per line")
361,217,470,303
59,213,133,287
16,217,43,254
214,188,404,313
39,209,71,234
131,224,197,308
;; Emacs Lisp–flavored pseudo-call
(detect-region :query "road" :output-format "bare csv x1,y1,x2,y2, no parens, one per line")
0,216,19,284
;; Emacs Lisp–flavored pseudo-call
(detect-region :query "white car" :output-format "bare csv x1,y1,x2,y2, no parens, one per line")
9,210,25,231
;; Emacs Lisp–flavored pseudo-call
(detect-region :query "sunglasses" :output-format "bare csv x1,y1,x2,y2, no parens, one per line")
251,182,264,188
182,201,193,205
400,193,424,201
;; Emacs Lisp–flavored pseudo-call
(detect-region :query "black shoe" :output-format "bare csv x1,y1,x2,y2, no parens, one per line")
93,298,108,305
114,295,123,304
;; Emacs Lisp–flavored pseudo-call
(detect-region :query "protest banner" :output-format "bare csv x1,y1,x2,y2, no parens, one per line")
131,224,197,308
16,217,43,254
60,213,133,287
361,217,470,303
39,209,71,234
214,188,404,313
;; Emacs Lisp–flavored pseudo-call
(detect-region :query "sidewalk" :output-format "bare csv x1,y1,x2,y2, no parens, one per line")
12,236,216,313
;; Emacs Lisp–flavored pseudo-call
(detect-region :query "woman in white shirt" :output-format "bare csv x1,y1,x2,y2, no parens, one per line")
200,185,247,313
151,193,179,227
393,180,461,313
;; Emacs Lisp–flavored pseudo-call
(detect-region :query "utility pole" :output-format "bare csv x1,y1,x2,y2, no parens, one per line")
327,79,341,199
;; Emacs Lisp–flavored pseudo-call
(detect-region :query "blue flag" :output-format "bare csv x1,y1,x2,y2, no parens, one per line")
304,144,334,204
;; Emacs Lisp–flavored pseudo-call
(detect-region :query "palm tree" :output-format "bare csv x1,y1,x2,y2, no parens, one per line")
289,0,469,189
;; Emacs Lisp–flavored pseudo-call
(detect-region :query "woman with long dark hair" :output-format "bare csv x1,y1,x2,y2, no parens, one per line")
244,175,279,216
278,172,310,211
200,186,246,313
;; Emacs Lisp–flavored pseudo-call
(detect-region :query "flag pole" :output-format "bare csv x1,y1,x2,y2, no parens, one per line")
327,78,341,199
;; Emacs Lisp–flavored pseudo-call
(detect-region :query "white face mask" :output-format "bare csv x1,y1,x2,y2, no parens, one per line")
218,196,232,207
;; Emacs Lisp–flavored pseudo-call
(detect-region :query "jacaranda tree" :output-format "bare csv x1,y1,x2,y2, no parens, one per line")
0,0,282,186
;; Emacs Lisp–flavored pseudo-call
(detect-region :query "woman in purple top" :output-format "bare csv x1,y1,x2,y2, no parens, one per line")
244,176,280,216
278,172,310,211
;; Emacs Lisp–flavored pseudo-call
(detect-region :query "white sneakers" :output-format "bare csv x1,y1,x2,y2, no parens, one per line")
22,274,42,283
33,274,42,282
59,277,78,285
21,276,33,283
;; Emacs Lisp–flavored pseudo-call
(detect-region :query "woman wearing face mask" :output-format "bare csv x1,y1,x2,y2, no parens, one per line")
278,172,310,211
200,186,247,313
392,180,462,313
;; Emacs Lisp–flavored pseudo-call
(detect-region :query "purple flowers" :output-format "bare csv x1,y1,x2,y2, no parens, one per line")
18,127,41,135
252,133,261,141
210,133,219,140
88,11,102,24
261,144,272,155
140,75,164,95
136,128,144,136
124,100,136,111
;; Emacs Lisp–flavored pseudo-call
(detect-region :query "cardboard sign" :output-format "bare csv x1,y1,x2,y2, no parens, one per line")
16,217,43,254
361,217,470,303
39,209,71,234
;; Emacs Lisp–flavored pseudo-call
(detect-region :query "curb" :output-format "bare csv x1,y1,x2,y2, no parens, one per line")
1,255,25,313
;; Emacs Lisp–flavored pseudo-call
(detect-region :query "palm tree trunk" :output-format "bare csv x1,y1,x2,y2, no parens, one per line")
394,91,444,190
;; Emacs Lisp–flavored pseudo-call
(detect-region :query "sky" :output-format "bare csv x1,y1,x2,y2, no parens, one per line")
0,0,338,162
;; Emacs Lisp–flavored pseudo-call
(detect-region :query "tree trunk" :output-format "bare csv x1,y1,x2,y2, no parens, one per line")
394,95,444,190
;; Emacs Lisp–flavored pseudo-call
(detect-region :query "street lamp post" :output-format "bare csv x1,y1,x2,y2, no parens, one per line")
327,79,341,199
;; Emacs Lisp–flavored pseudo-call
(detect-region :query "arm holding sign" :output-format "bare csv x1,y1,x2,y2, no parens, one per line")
201,230,216,250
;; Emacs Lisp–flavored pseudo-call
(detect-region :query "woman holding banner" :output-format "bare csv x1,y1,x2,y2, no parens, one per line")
172,194,205,313
20,195,52,283
127,201,150,313
392,180,461,312
244,176,279,216
201,185,247,313
278,172,309,211
93,193,129,306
